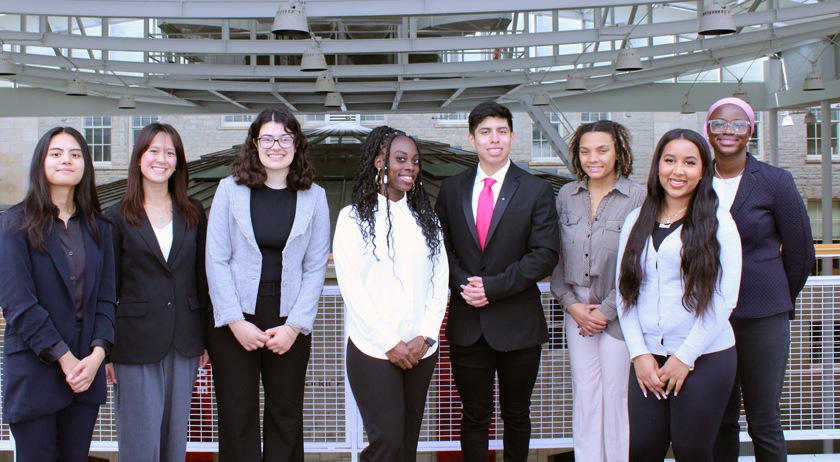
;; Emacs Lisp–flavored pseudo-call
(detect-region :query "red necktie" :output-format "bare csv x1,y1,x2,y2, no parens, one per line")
476,178,496,250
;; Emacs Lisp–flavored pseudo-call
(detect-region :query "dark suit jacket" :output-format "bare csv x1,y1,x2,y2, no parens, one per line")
726,154,815,319
435,163,560,351
0,206,116,424
105,198,209,364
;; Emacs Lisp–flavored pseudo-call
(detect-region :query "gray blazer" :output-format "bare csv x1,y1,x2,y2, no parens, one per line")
205,176,330,334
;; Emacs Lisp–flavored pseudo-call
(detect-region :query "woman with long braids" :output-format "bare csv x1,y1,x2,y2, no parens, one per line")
616,128,742,462
550,120,644,462
334,125,448,462
205,107,330,461
0,127,115,461
706,98,814,462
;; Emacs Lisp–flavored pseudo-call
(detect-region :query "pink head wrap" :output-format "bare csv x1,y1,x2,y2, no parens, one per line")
705,97,756,137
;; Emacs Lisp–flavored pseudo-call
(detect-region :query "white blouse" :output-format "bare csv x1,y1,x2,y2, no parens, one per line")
616,206,742,367
333,194,449,360
152,220,173,260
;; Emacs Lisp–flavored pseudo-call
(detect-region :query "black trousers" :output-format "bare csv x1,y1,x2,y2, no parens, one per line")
449,335,542,462
346,338,438,462
9,399,99,462
628,347,737,462
206,283,312,462
714,312,791,462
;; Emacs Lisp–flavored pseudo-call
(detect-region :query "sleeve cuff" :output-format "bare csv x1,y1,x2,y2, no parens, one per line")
90,339,112,356
40,340,70,364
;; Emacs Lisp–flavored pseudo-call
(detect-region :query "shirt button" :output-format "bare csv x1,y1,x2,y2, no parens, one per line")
69,276,75,280
167,302,173,308
585,253,588,257
584,273,589,277
68,251,74,256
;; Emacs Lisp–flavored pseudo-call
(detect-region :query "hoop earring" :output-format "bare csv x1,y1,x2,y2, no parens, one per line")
376,167,382,186
383,168,388,185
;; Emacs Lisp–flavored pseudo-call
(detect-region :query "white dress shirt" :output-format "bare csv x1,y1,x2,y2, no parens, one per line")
471,160,511,223
334,193,449,360
616,206,742,367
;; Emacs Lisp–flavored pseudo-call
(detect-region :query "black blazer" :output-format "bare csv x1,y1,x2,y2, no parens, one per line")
435,163,560,351
0,206,116,424
105,198,209,364
726,154,815,319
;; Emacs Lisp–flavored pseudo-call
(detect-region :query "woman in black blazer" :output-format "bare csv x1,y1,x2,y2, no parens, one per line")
104,123,209,462
706,98,816,462
0,127,116,462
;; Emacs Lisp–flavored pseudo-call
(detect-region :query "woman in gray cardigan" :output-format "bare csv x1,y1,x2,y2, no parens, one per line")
205,108,330,462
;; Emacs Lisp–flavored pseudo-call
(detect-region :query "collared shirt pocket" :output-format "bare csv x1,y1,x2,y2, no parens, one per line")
602,220,624,251
559,213,583,244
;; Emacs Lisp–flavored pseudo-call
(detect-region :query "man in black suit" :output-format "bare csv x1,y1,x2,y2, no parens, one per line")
435,101,560,462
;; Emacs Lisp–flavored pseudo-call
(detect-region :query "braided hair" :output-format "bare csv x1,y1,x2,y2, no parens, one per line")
350,125,442,266
568,120,634,181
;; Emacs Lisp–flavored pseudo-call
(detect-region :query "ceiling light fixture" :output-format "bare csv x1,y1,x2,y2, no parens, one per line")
680,96,695,114
118,93,136,109
314,71,337,93
565,71,587,91
698,1,736,36
732,82,749,103
301,39,328,72
66,75,88,96
532,92,551,106
802,66,825,91
271,1,310,38
803,111,817,125
0,49,15,75
325,92,342,107
781,112,794,127
614,46,643,72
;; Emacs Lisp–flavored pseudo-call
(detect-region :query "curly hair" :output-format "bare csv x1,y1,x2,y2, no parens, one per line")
618,129,721,319
20,127,103,252
231,108,316,190
568,120,634,181
350,125,442,267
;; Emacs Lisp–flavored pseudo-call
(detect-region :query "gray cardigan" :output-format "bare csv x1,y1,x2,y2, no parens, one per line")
206,176,330,334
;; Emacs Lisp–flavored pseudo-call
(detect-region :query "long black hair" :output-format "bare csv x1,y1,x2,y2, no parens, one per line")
20,127,103,252
618,128,721,318
350,125,441,265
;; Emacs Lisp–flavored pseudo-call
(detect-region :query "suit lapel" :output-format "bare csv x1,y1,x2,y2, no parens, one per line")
81,221,98,312
459,168,480,247
729,154,758,218
135,213,169,269
484,165,520,248
168,201,186,265
45,226,74,297
230,182,260,252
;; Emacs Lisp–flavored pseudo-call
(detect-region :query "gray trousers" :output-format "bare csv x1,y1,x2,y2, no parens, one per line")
114,348,200,462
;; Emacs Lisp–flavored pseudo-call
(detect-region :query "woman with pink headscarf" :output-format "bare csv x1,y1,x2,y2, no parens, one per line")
705,98,815,462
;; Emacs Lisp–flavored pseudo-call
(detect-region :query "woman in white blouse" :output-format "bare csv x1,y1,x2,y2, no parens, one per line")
616,128,742,462
334,125,448,462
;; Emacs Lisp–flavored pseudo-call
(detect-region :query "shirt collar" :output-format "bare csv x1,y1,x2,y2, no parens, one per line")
475,159,511,186
377,191,409,210
571,175,635,198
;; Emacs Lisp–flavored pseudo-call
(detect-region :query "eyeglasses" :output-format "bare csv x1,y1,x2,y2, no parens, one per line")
707,119,750,135
256,135,295,149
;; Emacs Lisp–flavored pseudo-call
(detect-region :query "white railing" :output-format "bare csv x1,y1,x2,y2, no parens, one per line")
1,278,838,457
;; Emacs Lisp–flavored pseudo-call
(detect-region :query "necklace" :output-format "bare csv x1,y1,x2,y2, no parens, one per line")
658,206,687,229
144,202,171,225
714,163,745,187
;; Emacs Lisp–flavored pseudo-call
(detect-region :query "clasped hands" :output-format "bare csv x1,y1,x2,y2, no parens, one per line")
632,353,692,400
229,319,299,355
58,346,106,394
386,336,430,370
460,276,488,307
566,303,608,336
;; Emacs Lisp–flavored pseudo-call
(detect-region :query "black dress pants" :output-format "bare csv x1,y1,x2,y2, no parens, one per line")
449,335,542,462
346,338,438,462
206,283,312,462
629,347,736,462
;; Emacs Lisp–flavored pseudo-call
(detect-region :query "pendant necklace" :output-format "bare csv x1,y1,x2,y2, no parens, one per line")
145,202,171,225
714,163,745,188
658,206,687,229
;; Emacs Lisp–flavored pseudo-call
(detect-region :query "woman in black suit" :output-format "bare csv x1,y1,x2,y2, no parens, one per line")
104,123,209,462
0,127,116,462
